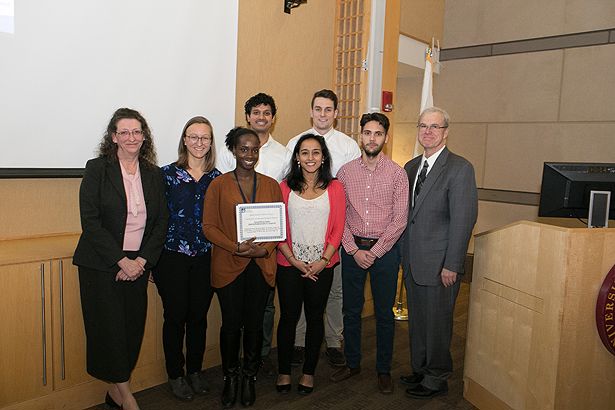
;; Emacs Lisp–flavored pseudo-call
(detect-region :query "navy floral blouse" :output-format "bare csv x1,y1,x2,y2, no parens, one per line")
161,163,221,256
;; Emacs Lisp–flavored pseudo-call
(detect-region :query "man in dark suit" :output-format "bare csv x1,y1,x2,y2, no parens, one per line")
401,107,478,399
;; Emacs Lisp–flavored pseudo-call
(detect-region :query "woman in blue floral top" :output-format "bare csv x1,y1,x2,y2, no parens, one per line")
152,116,221,401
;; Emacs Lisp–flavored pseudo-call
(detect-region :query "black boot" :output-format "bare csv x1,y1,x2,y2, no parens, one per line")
222,372,239,408
240,374,256,407
220,330,241,408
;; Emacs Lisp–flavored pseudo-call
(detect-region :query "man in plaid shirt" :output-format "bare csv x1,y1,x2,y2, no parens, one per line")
330,112,409,395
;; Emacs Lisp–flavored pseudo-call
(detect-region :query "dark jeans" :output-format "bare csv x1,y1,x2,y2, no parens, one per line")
276,265,334,375
152,249,214,379
216,260,270,376
341,242,399,374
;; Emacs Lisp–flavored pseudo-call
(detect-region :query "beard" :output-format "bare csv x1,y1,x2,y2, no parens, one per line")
363,143,384,158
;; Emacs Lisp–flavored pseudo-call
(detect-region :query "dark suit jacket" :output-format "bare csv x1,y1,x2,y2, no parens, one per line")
401,147,478,286
73,157,168,272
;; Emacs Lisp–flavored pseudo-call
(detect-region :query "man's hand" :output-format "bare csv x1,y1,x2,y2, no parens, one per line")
441,268,457,287
353,250,375,270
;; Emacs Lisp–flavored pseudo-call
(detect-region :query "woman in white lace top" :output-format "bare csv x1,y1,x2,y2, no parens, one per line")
275,134,346,395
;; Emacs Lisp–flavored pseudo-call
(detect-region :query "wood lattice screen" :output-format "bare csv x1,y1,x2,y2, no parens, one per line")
334,0,371,140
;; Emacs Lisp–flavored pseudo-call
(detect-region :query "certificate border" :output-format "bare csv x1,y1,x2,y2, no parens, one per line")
236,202,286,243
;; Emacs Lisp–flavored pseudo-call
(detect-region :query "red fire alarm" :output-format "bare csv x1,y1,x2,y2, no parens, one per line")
382,91,393,112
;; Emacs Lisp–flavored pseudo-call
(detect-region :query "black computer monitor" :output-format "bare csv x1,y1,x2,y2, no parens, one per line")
538,162,615,219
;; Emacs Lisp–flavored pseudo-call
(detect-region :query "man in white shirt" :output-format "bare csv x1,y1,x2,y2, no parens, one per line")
286,89,361,367
216,93,291,377
217,93,290,182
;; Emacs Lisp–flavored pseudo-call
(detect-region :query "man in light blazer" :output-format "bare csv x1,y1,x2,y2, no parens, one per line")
401,107,478,399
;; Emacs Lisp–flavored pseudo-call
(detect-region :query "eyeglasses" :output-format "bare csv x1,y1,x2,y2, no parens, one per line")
116,129,144,138
186,135,212,144
361,130,385,138
417,123,448,131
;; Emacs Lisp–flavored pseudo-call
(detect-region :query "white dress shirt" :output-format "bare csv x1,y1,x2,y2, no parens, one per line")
216,134,291,182
286,127,361,177
412,145,446,206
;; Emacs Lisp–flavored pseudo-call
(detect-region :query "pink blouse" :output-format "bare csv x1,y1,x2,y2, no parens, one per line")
120,162,147,251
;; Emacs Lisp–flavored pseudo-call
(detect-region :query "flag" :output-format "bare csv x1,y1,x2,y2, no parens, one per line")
414,47,434,158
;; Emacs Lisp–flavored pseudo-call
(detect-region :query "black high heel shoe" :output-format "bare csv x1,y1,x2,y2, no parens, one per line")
297,383,314,395
276,383,292,394
105,392,122,409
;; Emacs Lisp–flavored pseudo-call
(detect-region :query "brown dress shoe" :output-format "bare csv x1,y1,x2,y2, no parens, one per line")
330,366,361,382
378,373,393,394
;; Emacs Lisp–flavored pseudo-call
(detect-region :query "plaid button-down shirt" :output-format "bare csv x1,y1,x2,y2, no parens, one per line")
337,154,409,258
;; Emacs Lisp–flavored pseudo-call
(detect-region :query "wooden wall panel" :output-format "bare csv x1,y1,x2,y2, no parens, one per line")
0,179,81,240
235,0,336,143
400,0,444,44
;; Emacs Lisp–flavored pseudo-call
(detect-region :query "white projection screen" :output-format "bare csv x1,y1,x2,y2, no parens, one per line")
0,1,238,175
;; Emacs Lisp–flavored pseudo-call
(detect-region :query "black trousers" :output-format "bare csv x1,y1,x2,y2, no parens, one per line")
216,260,270,376
276,264,333,375
152,249,214,379
78,259,148,383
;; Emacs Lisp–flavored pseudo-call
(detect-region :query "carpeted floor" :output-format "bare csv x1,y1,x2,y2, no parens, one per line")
87,283,475,410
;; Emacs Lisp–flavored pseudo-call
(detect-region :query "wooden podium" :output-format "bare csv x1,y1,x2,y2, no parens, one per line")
463,221,615,410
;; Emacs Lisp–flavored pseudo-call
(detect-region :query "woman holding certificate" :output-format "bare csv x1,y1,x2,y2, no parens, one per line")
275,134,346,395
202,127,282,408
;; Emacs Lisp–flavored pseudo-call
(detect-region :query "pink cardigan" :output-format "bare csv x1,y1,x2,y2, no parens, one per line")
277,179,346,268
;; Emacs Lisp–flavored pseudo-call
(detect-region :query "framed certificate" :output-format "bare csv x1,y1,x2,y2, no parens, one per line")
236,202,286,243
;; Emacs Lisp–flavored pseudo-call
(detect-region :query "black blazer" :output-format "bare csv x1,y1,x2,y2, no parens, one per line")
73,157,168,272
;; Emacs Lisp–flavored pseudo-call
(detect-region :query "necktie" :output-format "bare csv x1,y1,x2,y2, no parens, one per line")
414,160,429,200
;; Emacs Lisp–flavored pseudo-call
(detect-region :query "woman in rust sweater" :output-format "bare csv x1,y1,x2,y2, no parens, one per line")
202,127,282,408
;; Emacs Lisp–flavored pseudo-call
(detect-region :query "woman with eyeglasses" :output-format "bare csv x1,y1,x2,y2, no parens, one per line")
203,127,282,408
74,108,168,410
152,116,221,402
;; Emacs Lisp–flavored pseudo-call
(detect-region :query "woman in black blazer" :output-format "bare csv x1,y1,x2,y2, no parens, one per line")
73,108,168,410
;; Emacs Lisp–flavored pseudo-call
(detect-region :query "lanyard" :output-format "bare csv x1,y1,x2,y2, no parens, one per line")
233,170,257,203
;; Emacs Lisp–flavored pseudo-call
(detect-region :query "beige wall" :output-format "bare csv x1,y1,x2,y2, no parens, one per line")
391,0,446,165
444,0,615,48
437,1,615,233
234,0,336,144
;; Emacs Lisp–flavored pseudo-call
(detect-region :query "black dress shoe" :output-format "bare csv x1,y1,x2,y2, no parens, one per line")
405,384,448,399
221,375,239,408
240,375,256,406
105,392,122,409
400,373,424,388
297,383,314,395
275,383,291,394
